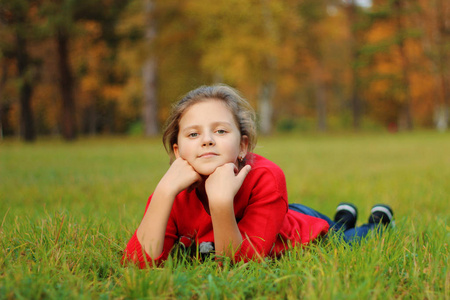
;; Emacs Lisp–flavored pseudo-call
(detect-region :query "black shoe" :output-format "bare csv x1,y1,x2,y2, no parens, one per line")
368,204,394,227
334,202,358,229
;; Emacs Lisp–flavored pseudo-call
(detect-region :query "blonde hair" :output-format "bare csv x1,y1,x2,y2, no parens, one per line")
162,84,257,163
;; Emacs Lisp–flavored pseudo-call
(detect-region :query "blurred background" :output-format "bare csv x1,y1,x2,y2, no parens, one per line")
0,0,448,142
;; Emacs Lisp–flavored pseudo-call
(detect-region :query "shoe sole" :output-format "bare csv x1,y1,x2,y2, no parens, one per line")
371,205,394,222
336,203,358,218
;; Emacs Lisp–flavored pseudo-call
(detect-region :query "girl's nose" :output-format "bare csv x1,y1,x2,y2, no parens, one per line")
202,133,215,146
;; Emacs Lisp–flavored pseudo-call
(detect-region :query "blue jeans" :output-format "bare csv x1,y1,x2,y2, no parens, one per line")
288,203,378,243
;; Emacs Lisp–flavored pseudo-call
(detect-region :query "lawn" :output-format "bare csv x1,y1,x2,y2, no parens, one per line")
0,132,449,299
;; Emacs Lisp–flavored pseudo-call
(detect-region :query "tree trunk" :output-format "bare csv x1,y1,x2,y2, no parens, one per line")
16,32,35,142
436,0,449,131
258,82,275,135
394,0,414,130
313,63,327,132
88,102,97,135
258,0,277,135
56,30,77,140
142,57,158,136
0,61,7,140
345,0,362,129
142,0,159,137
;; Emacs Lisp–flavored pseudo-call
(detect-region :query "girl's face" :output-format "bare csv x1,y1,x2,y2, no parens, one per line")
173,99,248,176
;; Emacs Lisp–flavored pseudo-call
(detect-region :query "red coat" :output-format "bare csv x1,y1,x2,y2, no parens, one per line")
123,154,329,268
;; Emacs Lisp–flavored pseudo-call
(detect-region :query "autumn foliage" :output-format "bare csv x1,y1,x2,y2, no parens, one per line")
0,0,448,140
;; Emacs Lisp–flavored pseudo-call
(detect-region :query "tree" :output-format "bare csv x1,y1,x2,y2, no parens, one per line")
257,0,278,135
298,0,329,131
393,0,414,130
0,0,37,141
362,0,421,129
434,0,450,131
422,0,450,131
39,0,132,139
40,1,84,140
0,52,10,139
142,0,158,136
75,1,132,135
187,0,300,134
343,0,368,129
117,0,197,136
56,27,77,140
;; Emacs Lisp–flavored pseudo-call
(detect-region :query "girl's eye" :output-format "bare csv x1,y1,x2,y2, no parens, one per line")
216,129,226,134
188,132,198,138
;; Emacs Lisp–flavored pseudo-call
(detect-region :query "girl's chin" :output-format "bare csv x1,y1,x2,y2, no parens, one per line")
193,162,239,177
192,163,223,176
195,168,215,176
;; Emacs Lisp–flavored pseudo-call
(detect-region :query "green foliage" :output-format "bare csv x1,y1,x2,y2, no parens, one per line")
276,117,315,132
1,132,449,298
127,120,143,136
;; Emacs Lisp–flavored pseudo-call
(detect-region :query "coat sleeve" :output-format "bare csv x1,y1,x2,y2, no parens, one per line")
233,166,288,262
122,194,179,268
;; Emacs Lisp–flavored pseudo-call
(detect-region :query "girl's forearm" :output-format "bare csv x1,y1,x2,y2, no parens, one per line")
136,184,177,259
136,158,201,259
205,163,250,258
209,201,243,259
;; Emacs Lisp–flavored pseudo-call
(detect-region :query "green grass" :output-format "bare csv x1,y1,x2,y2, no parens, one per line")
1,132,449,299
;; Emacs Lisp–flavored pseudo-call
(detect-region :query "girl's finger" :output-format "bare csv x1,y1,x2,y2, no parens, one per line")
236,165,251,182
234,164,239,175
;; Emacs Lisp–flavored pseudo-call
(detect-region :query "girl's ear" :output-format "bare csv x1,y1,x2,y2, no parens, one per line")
173,144,180,158
240,135,249,157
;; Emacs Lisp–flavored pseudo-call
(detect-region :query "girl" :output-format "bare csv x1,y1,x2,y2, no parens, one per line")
123,84,394,268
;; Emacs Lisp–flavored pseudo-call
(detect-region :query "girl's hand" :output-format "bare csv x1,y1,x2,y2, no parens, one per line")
205,163,251,207
159,157,202,197
137,157,201,259
205,163,250,257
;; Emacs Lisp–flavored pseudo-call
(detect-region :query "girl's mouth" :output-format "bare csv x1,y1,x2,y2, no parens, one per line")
199,152,218,158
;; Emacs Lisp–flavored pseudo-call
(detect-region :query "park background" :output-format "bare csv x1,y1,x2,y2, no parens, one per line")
1,0,449,299
0,0,449,141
